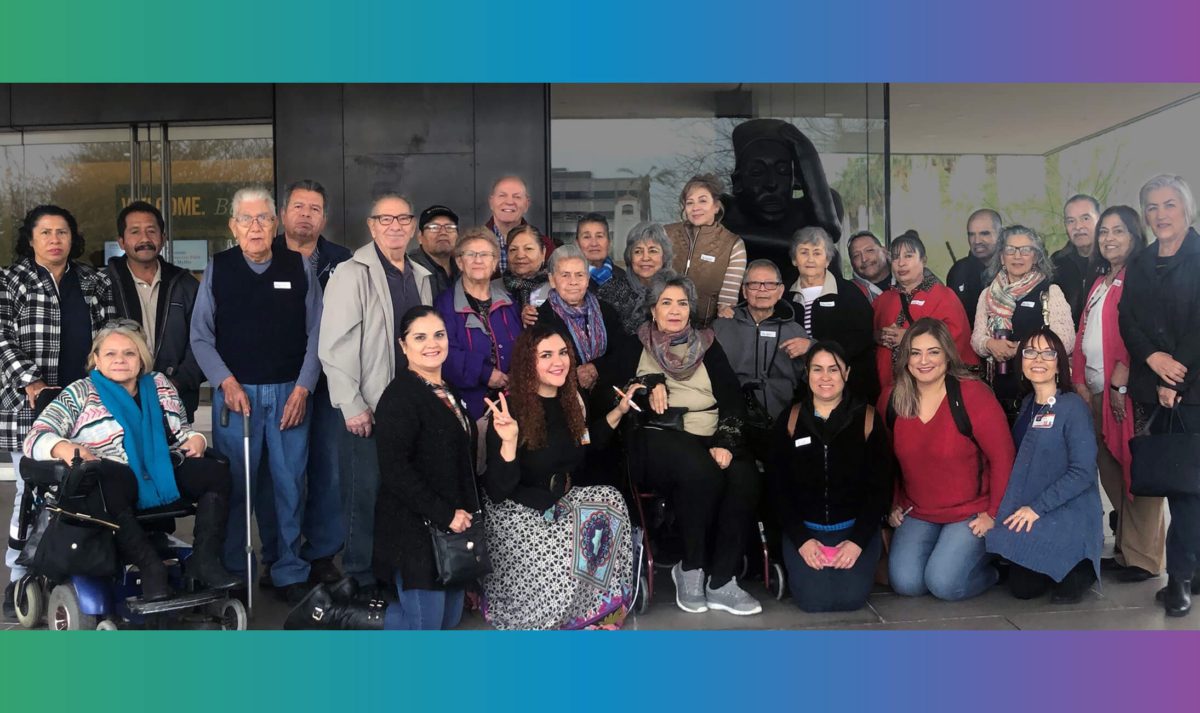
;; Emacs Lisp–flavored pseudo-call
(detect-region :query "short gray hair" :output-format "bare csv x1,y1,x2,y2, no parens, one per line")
744,258,781,282
622,221,673,268
643,274,699,325
790,226,835,265
548,243,587,274
369,191,413,216
231,187,276,218
987,225,1055,282
1139,174,1197,226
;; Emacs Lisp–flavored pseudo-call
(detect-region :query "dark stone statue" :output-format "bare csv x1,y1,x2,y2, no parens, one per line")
721,119,845,285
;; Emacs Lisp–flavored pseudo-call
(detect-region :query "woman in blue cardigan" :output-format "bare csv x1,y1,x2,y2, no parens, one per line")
987,326,1103,603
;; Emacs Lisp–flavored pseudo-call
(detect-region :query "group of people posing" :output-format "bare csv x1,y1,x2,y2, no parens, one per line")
2,170,1198,630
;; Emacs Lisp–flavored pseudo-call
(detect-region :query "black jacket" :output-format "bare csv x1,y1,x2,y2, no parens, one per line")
946,256,987,329
408,246,458,302
786,272,878,404
372,369,478,590
765,395,892,549
106,256,203,417
1119,227,1200,405
1052,245,1093,326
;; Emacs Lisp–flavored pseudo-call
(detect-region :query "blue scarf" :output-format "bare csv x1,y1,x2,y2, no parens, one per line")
589,257,614,285
91,370,180,510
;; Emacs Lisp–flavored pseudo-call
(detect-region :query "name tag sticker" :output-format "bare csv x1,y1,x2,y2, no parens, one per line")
819,301,835,307
581,428,591,445
700,254,717,263
1113,279,1123,286
911,299,926,306
794,436,812,447
958,285,965,292
760,330,777,338
1032,413,1056,429
1020,300,1035,307
273,281,292,289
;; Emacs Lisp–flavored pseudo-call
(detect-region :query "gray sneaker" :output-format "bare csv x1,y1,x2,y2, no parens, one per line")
705,577,763,616
671,562,708,613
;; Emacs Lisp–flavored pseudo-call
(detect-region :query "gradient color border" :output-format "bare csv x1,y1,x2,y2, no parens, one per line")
2,2,1197,711
1,0,1198,82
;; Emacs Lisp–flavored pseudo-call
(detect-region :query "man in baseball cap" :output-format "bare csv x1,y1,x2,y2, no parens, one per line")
410,205,460,300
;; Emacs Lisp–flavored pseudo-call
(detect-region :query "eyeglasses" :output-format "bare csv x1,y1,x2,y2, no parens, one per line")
1003,246,1036,257
424,224,458,233
371,214,415,226
460,250,496,261
1021,348,1058,361
234,214,275,226
744,281,783,291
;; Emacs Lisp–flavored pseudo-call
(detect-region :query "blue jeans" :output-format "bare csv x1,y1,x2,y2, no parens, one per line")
213,381,312,587
888,515,998,601
782,531,881,612
255,385,344,569
338,427,380,585
383,572,465,630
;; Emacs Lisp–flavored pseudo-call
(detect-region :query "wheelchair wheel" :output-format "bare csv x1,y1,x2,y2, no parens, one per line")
47,585,97,631
634,573,651,616
216,597,247,631
772,563,787,601
14,577,45,629
96,619,119,631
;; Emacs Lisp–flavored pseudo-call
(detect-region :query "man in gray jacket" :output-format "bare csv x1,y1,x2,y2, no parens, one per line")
319,192,434,591
713,259,810,456
107,201,204,419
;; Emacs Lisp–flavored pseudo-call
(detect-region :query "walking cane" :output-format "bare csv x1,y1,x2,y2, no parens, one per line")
222,405,254,619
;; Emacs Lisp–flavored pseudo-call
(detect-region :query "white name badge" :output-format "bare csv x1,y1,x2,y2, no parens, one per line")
760,330,777,338
1020,300,1035,307
273,281,292,289
1032,413,1056,429
794,436,812,447
958,285,966,292
1113,279,1123,286
819,301,835,307
911,299,926,306
700,254,717,263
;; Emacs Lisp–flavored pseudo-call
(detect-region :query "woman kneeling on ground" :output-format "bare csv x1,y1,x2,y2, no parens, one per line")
767,340,892,612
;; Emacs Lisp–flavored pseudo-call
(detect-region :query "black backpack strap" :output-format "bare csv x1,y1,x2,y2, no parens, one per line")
945,376,985,495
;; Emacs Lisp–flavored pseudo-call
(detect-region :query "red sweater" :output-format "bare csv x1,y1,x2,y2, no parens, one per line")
881,379,1015,523
873,284,979,389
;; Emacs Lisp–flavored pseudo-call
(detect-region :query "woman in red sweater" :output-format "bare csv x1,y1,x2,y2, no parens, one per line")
881,318,1015,601
874,232,978,390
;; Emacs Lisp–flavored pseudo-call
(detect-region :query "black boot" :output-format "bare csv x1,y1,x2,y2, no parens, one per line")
284,583,385,630
1162,577,1192,617
186,493,241,590
328,576,360,604
115,510,173,602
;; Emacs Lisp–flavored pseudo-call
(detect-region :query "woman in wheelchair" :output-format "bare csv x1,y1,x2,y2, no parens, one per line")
22,320,239,601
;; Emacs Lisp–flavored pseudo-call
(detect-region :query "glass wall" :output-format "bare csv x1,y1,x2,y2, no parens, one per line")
0,124,272,270
550,84,887,274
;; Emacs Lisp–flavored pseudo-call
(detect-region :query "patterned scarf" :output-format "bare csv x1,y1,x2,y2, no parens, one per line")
637,322,715,381
888,271,942,367
502,269,548,307
984,270,1045,335
589,257,614,285
548,290,608,364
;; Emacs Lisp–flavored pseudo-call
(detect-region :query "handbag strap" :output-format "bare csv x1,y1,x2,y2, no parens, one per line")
1149,404,1189,435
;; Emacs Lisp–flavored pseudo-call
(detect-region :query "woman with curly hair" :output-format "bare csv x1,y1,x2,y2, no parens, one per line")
481,322,639,629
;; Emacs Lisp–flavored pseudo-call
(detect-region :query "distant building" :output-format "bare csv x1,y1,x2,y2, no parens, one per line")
550,168,651,264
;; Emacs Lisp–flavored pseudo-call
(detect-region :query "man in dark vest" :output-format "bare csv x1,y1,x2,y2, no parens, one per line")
106,200,204,419
190,187,324,604
252,179,352,590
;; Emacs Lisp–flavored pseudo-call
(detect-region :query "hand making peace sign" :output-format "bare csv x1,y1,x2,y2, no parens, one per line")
484,392,520,444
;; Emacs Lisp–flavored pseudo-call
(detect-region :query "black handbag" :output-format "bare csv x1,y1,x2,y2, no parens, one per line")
31,510,119,582
428,515,492,588
1130,407,1200,497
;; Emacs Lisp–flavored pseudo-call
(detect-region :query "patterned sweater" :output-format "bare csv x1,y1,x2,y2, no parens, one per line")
23,372,204,463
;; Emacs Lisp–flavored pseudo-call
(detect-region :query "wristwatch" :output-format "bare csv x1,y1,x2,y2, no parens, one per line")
1110,384,1128,395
